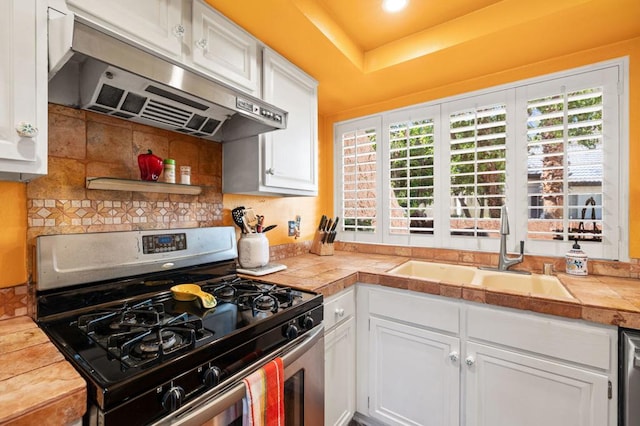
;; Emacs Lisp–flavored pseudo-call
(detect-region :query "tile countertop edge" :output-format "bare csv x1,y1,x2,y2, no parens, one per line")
264,251,640,329
0,317,87,426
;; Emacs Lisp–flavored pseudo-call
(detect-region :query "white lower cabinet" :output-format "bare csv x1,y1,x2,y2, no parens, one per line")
465,341,609,426
355,284,618,426
368,317,459,426
325,288,357,426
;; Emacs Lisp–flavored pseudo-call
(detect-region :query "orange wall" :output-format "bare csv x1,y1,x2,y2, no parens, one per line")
0,182,27,287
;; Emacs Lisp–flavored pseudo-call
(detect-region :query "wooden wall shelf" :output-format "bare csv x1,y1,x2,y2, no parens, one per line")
86,177,203,195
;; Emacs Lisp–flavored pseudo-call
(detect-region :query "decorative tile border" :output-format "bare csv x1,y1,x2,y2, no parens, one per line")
0,285,28,320
28,199,223,229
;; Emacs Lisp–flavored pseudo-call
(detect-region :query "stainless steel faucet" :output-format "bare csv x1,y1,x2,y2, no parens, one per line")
497,205,524,271
482,205,529,273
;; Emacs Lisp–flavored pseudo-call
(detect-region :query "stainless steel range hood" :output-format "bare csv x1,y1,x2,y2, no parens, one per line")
47,11,287,142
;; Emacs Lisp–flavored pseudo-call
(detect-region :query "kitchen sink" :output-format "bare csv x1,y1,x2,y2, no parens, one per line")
387,260,477,284
476,272,574,299
387,260,575,300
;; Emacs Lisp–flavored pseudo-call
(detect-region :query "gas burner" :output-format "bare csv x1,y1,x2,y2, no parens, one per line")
212,285,236,302
78,299,164,335
109,312,144,330
135,330,181,357
252,295,278,313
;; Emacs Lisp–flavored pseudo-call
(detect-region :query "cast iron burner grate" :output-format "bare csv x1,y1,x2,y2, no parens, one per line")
205,278,301,316
75,299,211,368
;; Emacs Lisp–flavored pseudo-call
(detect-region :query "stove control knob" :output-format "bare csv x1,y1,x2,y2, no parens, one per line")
162,386,185,412
202,366,222,388
301,315,314,330
285,323,299,340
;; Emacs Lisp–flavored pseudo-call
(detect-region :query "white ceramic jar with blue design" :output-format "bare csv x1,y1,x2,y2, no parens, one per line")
566,240,588,276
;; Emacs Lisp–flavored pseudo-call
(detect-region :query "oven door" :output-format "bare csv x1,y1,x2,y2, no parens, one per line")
153,324,324,425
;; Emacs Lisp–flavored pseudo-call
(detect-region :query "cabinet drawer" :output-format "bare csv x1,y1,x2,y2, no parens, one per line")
466,304,615,370
368,286,459,335
324,287,356,331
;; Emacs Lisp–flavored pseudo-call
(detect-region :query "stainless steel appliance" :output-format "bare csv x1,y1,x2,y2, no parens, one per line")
47,3,287,142
620,328,640,426
35,227,324,425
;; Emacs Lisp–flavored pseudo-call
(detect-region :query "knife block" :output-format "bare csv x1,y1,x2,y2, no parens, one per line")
309,230,334,256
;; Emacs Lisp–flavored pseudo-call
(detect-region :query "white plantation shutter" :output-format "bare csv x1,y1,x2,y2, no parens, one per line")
334,61,625,260
340,124,378,234
449,103,507,237
388,118,436,235
517,65,620,260
526,87,604,242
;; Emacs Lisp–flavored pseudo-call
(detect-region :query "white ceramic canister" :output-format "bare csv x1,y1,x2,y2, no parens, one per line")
565,240,588,276
237,233,269,268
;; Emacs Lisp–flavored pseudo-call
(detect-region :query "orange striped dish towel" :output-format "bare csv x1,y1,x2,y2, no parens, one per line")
242,357,285,426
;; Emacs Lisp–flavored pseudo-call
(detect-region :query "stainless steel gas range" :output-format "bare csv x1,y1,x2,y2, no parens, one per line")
35,227,324,426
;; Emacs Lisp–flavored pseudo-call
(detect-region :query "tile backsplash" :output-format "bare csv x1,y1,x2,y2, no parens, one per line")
27,104,224,243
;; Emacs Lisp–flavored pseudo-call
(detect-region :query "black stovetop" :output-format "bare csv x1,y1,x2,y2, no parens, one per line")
36,260,323,414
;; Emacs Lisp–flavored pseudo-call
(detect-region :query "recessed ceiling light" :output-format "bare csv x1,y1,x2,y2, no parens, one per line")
382,0,408,13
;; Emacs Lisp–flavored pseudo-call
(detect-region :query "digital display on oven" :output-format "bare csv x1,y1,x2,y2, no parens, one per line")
142,233,187,254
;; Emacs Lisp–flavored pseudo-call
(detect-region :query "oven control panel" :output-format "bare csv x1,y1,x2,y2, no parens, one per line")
142,233,187,254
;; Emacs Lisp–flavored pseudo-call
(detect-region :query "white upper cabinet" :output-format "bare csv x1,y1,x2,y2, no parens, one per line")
222,48,318,196
66,0,184,58
65,0,260,96
189,1,259,96
0,0,47,181
262,48,318,194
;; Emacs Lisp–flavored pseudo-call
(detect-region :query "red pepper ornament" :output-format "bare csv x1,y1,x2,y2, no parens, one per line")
137,149,164,181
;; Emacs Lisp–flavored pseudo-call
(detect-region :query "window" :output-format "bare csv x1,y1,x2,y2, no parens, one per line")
340,122,378,234
334,60,627,260
388,117,435,235
525,87,604,243
449,103,507,238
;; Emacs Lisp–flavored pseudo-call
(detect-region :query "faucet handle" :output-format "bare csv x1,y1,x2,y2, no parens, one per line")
519,240,525,255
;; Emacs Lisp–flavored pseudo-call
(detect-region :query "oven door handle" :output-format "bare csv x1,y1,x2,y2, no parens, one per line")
159,324,324,425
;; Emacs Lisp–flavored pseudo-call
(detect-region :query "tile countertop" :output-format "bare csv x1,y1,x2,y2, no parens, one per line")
0,316,86,425
259,251,640,329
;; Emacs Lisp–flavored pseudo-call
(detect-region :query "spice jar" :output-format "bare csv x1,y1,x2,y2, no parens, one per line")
163,159,175,183
180,166,191,185
237,233,269,268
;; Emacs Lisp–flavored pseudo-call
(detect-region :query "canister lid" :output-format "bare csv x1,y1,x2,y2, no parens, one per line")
163,159,175,165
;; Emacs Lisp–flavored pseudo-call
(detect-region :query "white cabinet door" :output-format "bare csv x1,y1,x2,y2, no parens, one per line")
66,0,183,58
190,1,259,95
368,317,460,426
325,316,356,426
0,0,47,181
465,341,610,426
262,48,318,194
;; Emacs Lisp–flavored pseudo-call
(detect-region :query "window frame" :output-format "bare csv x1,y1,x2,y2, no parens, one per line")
333,58,629,261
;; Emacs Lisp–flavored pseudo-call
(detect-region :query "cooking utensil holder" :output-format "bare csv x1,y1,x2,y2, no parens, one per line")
309,230,334,256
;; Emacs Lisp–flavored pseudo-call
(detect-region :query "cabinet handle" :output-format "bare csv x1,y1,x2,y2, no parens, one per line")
465,355,475,366
172,24,185,39
195,38,208,51
15,122,38,138
266,168,275,175
448,351,459,362
334,308,345,317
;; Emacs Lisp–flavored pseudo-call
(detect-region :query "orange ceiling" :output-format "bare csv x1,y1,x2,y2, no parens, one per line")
205,0,640,118
317,0,502,51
